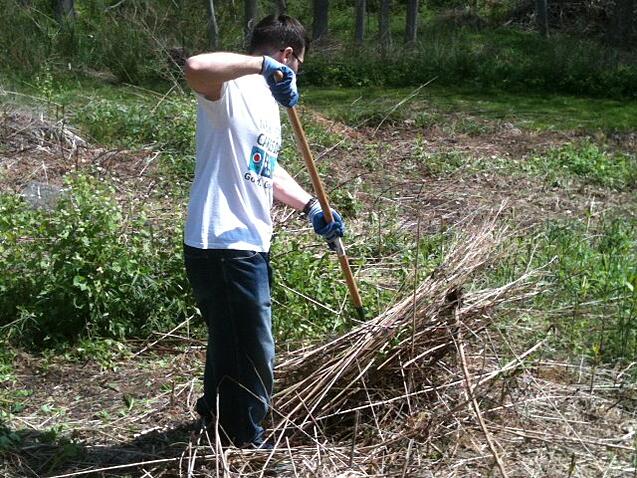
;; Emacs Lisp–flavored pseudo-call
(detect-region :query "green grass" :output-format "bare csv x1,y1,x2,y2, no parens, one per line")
525,141,637,191
490,214,637,363
302,85,637,132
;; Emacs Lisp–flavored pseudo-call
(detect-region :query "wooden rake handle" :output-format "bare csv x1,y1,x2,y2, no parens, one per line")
273,72,364,319
286,107,365,320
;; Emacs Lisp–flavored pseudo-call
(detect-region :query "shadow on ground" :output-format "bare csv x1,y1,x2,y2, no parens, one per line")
1,421,198,477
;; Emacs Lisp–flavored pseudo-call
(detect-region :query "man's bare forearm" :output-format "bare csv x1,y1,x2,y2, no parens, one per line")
273,166,312,211
185,52,263,99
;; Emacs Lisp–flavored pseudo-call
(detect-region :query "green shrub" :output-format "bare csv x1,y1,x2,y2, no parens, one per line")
73,96,196,151
3,2,636,98
271,239,350,342
0,175,191,346
302,28,637,99
0,0,219,84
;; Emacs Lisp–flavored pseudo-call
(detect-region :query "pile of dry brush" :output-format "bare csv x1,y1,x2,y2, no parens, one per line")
177,215,556,477
180,215,634,478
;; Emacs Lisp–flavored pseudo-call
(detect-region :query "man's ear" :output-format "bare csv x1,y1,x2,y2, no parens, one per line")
280,46,294,65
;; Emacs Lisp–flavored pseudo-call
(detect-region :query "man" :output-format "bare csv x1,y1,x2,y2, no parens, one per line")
182,15,345,448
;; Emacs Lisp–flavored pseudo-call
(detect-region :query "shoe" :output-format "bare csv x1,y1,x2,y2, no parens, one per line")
195,415,235,447
197,414,214,432
248,440,274,450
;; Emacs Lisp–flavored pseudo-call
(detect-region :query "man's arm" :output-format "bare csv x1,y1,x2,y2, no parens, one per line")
274,165,346,249
273,166,313,211
184,53,263,101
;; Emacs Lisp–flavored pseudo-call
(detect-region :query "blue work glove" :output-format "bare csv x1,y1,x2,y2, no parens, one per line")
307,200,345,251
261,56,299,108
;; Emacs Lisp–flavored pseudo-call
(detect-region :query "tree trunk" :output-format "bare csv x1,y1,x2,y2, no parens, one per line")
54,0,75,22
609,0,635,47
379,0,391,51
535,0,549,38
313,0,329,42
273,0,287,15
207,0,220,50
405,0,418,45
245,0,258,40
354,0,366,46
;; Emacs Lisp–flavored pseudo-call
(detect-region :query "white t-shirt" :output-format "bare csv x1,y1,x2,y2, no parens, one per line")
184,74,281,252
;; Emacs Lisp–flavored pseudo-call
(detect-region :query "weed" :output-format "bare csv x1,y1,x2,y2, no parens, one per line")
0,174,192,347
0,424,22,452
424,149,468,176
270,205,439,342
9,390,31,414
35,426,84,472
73,96,196,151
415,111,446,129
270,236,352,341
63,338,131,371
491,213,637,363
0,348,15,384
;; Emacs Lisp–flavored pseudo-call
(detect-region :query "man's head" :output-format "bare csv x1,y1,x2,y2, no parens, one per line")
248,15,309,73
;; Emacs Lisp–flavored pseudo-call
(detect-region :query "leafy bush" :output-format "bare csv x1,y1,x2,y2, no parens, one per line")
0,175,191,346
73,97,196,151
3,2,636,98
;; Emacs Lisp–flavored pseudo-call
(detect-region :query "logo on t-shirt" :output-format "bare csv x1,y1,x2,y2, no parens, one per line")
249,146,277,179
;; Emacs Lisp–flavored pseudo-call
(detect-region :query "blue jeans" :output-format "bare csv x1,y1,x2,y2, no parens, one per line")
184,245,274,446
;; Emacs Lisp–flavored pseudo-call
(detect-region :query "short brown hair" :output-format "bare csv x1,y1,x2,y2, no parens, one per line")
247,15,310,56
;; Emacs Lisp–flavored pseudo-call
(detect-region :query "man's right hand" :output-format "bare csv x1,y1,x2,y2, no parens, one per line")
261,56,299,108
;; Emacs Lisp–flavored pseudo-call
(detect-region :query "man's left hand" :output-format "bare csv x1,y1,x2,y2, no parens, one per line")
307,201,345,251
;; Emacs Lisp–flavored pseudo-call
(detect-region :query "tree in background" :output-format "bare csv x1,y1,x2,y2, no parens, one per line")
207,0,220,49
245,0,258,41
354,0,366,46
609,0,635,47
273,0,287,15
536,0,549,37
55,0,75,23
405,0,418,44
313,0,329,41
379,0,392,50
